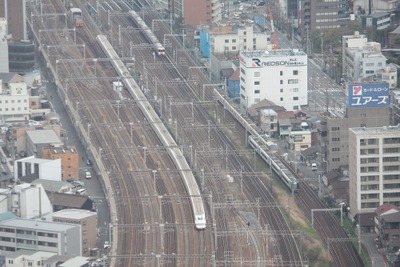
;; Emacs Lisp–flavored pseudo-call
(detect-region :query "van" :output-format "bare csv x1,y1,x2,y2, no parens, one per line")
311,162,318,171
77,188,87,195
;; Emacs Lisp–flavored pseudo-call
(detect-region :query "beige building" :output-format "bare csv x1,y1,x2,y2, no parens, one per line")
317,107,390,172
288,130,311,152
52,209,97,257
349,126,400,220
42,145,80,180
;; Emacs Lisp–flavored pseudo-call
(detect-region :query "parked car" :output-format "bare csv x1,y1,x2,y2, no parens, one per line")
86,159,92,166
85,171,92,179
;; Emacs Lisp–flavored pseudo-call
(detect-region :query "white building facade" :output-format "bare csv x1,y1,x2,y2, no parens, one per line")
342,32,397,87
209,25,270,54
0,79,30,122
349,126,400,219
239,49,308,111
0,17,9,73
0,218,81,256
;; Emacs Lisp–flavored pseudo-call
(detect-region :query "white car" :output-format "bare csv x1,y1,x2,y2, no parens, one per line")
85,171,92,179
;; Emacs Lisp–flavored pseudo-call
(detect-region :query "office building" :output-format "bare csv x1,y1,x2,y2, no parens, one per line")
349,126,400,219
0,0,27,41
239,49,308,112
0,217,81,256
298,0,350,31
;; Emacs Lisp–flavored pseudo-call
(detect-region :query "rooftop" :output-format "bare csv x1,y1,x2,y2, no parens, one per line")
350,125,400,134
26,129,62,144
241,49,306,58
0,217,79,232
52,209,96,220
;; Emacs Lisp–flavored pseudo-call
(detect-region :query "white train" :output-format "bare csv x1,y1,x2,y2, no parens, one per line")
128,10,166,56
248,136,299,193
96,35,206,229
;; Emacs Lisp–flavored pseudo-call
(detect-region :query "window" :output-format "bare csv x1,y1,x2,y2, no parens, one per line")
232,46,236,50
225,39,229,43
332,147,340,152
254,72,260,77
241,68,246,74
280,97,283,101
293,88,299,92
243,38,247,43
280,80,283,84
280,89,283,93
293,70,298,75
280,71,283,76
254,90,260,94
243,31,246,35
254,81,260,85
232,39,236,43
331,127,340,131
293,97,298,100
288,79,299,84
332,158,340,162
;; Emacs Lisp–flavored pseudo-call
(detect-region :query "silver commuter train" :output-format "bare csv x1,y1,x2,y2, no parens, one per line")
128,10,166,56
248,135,299,193
96,34,206,229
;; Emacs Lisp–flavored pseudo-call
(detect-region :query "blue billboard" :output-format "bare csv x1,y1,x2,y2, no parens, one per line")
347,83,389,108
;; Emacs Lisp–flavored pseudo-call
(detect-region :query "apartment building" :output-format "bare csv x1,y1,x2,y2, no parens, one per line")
349,126,400,219
317,106,390,172
0,17,9,73
26,130,63,158
342,32,397,87
52,209,97,257
14,156,62,182
42,145,79,180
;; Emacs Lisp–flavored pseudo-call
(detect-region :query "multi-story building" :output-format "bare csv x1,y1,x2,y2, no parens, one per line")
0,183,53,218
361,12,392,31
42,145,79,180
26,129,63,157
199,25,270,57
0,73,30,122
342,32,397,87
349,126,400,219
317,106,390,172
14,156,62,182
0,17,9,73
0,0,27,41
4,251,57,267
0,217,81,256
298,0,350,31
239,49,308,112
159,0,221,27
52,209,97,257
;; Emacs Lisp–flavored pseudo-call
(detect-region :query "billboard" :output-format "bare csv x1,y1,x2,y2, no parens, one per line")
239,53,307,68
347,83,389,108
